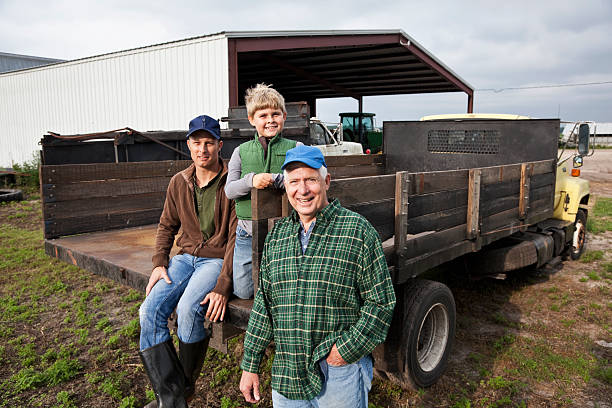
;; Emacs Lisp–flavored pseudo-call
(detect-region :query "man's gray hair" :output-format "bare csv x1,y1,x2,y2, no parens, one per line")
283,164,328,181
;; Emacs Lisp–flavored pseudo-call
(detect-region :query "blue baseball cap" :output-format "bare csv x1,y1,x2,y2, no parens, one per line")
281,144,327,170
186,115,221,139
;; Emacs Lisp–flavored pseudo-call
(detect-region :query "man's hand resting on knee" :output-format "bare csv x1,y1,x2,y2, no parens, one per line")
146,266,172,296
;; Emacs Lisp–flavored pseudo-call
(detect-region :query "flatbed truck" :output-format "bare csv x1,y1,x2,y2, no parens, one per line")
40,114,591,389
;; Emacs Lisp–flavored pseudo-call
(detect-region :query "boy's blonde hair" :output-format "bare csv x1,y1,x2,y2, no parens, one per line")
245,83,286,118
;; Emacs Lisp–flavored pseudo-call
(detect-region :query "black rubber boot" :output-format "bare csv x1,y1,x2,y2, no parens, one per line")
139,340,187,408
179,337,209,401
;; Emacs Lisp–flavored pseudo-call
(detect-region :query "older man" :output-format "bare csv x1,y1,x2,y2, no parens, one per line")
239,145,396,407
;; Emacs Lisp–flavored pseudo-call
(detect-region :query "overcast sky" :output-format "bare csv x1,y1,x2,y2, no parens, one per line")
1,0,611,123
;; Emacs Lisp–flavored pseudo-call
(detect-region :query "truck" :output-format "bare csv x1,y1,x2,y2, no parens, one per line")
40,111,591,390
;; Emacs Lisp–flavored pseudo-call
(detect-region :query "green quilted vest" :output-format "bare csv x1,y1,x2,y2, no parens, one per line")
235,134,297,220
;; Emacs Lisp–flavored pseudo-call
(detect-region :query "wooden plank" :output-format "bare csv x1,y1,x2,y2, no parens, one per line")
404,223,467,259
328,174,395,206
45,240,150,291
527,197,553,217
43,192,166,220
466,169,481,239
42,176,172,203
480,184,553,218
481,190,554,234
251,188,284,220
407,205,467,234
346,200,395,242
328,165,385,179
395,240,474,284
407,188,467,219
479,172,553,205
479,159,554,184
325,154,385,167
519,163,533,219
281,194,290,217
221,127,309,139
408,169,469,195
41,160,191,184
251,219,268,295
479,163,520,185
394,172,409,271
44,208,162,239
481,206,520,234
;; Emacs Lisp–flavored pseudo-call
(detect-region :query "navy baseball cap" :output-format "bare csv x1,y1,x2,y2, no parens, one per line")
186,115,221,139
281,145,327,170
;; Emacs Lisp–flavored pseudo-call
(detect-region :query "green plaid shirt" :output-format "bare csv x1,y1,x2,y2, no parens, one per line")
241,199,396,400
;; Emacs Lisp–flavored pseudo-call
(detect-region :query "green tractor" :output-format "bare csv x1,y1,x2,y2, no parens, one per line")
339,112,383,153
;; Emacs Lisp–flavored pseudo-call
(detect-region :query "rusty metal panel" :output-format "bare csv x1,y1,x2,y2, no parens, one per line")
383,119,559,173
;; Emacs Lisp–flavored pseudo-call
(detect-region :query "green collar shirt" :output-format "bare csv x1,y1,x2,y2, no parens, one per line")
192,170,223,241
241,199,396,400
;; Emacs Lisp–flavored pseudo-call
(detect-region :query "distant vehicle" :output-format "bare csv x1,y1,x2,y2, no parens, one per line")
308,117,363,156
338,112,383,153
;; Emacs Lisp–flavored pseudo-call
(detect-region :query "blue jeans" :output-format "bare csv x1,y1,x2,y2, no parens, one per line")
139,253,223,350
271,355,373,408
232,225,253,299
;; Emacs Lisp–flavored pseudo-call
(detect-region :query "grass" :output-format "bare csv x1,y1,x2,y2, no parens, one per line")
581,250,604,263
0,203,152,407
587,197,612,233
2,183,611,407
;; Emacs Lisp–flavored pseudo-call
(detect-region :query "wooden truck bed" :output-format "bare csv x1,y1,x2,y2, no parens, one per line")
44,223,255,344
41,118,560,352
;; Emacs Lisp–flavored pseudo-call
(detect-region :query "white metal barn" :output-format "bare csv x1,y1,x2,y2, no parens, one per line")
0,30,473,166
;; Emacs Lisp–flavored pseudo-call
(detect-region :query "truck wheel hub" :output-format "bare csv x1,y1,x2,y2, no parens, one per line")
417,303,449,372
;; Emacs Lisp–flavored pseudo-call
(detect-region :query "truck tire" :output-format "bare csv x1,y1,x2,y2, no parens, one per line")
0,189,23,203
399,279,456,390
570,209,587,260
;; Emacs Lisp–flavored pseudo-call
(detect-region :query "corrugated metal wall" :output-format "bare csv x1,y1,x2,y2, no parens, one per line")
0,34,229,166
0,53,64,74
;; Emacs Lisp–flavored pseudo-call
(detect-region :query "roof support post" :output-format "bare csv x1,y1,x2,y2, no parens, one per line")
228,39,239,107
467,93,474,113
358,96,363,144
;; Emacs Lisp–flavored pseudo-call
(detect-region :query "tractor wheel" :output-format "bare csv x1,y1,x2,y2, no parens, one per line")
570,209,587,260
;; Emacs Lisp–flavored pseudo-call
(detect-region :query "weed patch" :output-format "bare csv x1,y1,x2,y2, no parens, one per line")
581,250,604,263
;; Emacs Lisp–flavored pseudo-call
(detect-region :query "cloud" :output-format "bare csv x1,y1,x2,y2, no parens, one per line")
1,0,610,122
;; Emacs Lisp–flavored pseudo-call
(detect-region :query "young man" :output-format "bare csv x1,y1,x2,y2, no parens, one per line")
224,83,298,299
139,115,237,407
239,145,396,407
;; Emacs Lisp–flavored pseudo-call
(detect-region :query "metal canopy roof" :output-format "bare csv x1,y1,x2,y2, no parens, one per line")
225,30,473,112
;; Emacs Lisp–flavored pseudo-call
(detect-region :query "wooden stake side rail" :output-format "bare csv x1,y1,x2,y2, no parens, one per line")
40,155,386,239
251,159,556,288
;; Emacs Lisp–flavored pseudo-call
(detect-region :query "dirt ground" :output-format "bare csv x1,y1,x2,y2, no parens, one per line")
0,151,611,407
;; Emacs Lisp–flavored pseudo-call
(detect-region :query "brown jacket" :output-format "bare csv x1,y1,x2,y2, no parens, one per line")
152,160,238,297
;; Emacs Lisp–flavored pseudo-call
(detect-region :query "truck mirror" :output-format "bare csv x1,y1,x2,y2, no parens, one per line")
573,155,583,168
578,123,590,155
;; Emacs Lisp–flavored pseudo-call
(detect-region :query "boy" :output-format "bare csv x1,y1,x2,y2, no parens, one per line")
224,83,299,299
